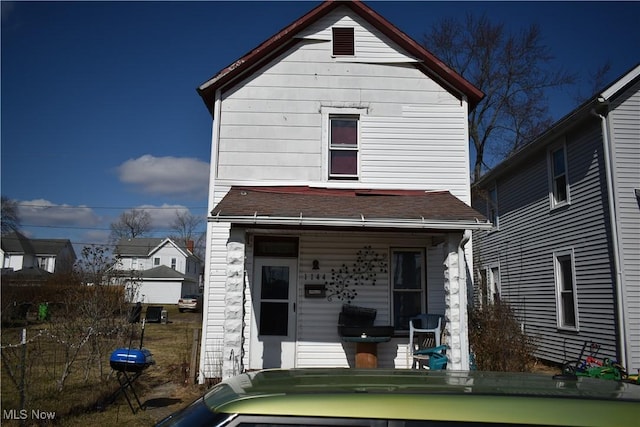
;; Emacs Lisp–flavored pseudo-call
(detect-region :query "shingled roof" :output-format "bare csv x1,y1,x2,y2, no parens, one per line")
212,186,491,230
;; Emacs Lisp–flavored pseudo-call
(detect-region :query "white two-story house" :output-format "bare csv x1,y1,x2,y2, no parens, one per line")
114,237,202,304
197,0,491,381
1,230,76,276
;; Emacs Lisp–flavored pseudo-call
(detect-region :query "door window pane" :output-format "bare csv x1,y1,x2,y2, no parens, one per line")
261,266,289,299
259,302,288,336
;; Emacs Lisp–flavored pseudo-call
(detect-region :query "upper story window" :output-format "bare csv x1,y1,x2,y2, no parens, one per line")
329,115,359,179
38,257,48,270
171,258,177,270
549,144,570,208
332,27,354,56
154,257,160,266
487,186,499,228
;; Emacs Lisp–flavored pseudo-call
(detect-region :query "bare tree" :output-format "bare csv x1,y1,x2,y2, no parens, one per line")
169,210,205,258
422,14,576,181
1,196,21,235
109,208,152,242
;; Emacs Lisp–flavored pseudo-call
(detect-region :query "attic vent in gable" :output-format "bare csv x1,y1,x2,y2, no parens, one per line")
332,27,354,56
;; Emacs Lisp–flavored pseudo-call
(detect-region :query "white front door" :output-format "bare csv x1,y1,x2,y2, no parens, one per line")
249,258,297,369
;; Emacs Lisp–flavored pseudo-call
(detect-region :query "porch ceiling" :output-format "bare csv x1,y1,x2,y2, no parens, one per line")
211,186,492,230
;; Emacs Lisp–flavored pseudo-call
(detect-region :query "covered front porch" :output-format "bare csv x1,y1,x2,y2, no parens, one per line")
200,187,491,381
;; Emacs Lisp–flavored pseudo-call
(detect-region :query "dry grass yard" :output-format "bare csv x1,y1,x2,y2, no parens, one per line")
1,305,207,426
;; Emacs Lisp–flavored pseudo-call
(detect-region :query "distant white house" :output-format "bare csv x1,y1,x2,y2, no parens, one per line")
1,230,76,275
113,237,202,304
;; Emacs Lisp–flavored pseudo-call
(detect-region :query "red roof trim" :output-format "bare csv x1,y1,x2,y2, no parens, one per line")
197,0,483,114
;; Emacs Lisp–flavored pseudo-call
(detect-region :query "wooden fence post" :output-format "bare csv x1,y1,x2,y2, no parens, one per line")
190,328,201,385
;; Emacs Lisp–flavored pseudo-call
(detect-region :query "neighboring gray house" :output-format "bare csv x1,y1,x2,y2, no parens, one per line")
197,0,490,381
114,237,203,304
1,230,76,275
472,64,640,373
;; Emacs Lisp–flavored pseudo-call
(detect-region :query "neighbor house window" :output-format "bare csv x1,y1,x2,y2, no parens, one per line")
38,257,48,270
392,248,425,331
171,258,176,270
478,265,500,306
488,186,499,228
554,249,578,330
154,257,160,266
329,115,359,179
549,145,570,207
332,27,354,56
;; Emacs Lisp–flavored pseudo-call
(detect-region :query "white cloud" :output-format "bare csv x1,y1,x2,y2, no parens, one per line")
136,204,192,229
18,199,101,227
116,155,209,200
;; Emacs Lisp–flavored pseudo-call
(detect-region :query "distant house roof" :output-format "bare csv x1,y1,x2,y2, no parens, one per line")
30,239,74,257
1,231,35,254
1,231,75,259
1,266,51,280
115,237,197,259
137,265,196,281
475,63,640,187
212,186,491,230
197,0,483,114
115,238,165,257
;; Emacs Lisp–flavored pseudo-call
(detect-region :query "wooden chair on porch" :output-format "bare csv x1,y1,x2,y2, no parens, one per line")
409,314,445,369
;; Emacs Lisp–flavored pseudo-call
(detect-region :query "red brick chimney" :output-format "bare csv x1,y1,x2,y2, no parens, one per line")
187,240,194,254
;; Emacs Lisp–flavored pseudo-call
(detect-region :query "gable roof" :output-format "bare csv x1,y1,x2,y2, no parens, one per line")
212,186,491,230
1,231,74,258
115,238,165,257
1,231,35,254
115,237,197,259
475,63,640,187
138,265,189,280
197,0,483,114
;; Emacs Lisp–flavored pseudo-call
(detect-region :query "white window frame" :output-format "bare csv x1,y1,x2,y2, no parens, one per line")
171,258,177,270
391,247,426,332
154,257,160,266
548,142,570,209
554,249,579,331
321,106,366,181
487,185,500,229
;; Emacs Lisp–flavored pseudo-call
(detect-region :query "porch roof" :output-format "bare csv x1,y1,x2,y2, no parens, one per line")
211,186,492,231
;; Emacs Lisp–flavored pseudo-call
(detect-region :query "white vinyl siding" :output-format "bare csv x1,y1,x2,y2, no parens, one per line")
473,119,618,366
240,231,446,369
608,79,640,372
214,7,470,203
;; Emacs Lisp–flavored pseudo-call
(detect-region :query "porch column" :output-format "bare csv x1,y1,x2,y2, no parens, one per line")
443,232,471,370
222,229,246,379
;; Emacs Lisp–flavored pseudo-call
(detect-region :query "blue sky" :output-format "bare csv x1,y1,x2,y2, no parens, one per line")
2,1,639,251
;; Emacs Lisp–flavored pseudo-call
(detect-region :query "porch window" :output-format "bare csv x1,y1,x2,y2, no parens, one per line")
329,116,359,179
554,250,578,330
549,145,570,208
391,248,425,331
